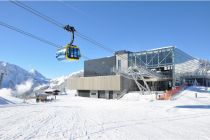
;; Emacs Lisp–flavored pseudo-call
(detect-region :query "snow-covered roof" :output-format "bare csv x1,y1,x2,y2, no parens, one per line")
36,93,48,97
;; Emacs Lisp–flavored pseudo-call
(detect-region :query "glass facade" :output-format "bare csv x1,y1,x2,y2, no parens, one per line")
127,47,198,86
174,48,200,85
84,46,199,89
128,47,174,68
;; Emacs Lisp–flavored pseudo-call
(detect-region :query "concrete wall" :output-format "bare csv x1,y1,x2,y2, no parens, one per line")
116,53,128,72
83,90,119,99
67,75,121,91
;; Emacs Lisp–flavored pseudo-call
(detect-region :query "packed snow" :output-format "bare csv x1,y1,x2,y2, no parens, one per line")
0,88,23,104
0,86,210,140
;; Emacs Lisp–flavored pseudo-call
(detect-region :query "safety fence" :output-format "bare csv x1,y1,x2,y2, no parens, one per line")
157,84,187,100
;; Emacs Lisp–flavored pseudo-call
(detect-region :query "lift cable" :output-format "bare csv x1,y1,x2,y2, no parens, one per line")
9,0,150,71
9,1,181,92
0,21,61,48
10,1,194,67
10,0,115,54
0,20,90,59
75,32,115,54
9,1,207,93
9,0,149,81
10,0,64,29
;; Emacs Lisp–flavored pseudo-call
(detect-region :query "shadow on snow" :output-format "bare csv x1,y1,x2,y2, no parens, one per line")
0,96,15,105
175,105,210,109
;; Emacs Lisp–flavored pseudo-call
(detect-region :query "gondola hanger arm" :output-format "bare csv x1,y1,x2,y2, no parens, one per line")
64,25,76,46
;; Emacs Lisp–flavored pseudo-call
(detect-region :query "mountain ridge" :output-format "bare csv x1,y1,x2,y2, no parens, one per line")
0,61,49,89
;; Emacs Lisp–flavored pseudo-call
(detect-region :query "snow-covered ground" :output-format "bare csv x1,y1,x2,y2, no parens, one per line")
0,86,210,140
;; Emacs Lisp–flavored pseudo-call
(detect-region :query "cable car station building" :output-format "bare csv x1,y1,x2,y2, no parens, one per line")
66,46,208,99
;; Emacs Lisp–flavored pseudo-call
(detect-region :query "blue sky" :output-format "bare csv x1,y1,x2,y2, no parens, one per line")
0,1,210,78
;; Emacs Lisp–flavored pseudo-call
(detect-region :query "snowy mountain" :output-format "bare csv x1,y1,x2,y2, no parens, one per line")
50,70,84,86
51,70,83,84
0,60,83,96
33,70,84,93
29,69,47,81
0,61,49,89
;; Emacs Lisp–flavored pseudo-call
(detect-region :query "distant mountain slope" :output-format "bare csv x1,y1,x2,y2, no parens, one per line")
49,70,83,91
0,61,49,89
50,70,84,86
33,70,83,93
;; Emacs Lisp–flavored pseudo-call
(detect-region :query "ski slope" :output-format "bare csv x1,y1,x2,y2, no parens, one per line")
0,86,210,140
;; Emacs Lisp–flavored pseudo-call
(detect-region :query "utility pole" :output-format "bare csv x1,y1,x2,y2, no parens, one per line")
0,72,4,89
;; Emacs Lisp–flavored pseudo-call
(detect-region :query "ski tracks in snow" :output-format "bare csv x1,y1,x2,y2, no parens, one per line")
0,95,210,140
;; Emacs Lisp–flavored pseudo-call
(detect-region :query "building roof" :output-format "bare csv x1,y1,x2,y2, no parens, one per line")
148,46,175,51
114,50,131,55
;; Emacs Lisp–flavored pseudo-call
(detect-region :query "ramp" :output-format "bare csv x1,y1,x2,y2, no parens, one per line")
114,65,164,95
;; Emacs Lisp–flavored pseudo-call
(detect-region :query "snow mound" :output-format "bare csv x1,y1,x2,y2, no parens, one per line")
0,88,22,105
121,93,141,101
121,92,155,101
172,86,210,103
65,89,77,96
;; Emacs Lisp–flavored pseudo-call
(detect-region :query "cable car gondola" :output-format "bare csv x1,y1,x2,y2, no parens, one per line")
65,44,81,60
56,25,81,61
